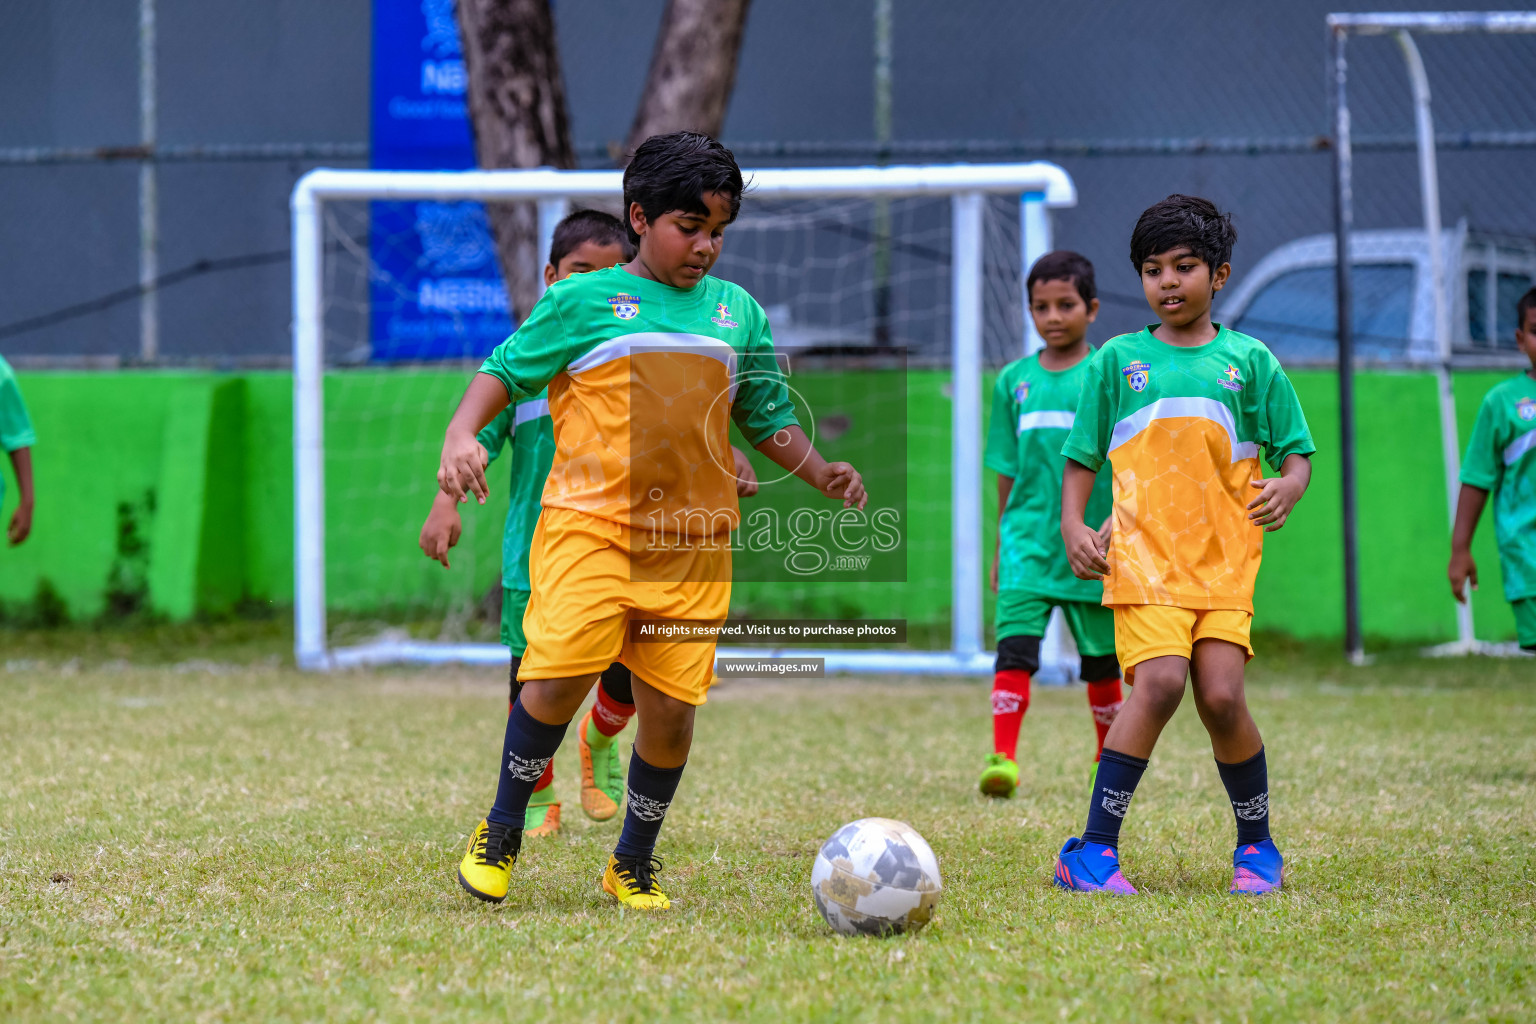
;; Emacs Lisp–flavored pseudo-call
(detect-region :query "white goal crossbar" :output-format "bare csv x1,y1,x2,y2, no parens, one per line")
291,162,1076,674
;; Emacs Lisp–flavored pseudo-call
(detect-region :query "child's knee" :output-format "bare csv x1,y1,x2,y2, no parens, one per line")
1130,662,1186,716
1195,684,1247,727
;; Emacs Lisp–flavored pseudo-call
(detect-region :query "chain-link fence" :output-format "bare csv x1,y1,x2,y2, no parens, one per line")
3,0,1534,369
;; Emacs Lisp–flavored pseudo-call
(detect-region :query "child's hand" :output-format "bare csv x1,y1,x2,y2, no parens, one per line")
7,502,31,546
1064,521,1109,580
1247,475,1305,532
732,446,759,498
815,462,867,510
1096,514,1113,554
438,432,490,505
419,499,463,567
1448,548,1478,603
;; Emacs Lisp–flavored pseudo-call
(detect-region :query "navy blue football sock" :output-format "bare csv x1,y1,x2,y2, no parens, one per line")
486,700,568,828
1082,748,1149,849
1216,747,1271,846
614,753,686,860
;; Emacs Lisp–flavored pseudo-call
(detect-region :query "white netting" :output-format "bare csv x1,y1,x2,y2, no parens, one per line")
311,189,1033,655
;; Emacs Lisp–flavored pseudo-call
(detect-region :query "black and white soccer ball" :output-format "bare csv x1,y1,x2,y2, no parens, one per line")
811,817,942,937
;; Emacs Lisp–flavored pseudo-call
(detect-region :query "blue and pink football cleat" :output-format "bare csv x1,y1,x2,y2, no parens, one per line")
1230,838,1283,894
1053,837,1138,895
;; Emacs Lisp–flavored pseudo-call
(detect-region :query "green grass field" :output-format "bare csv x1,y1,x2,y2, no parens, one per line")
1,639,1532,1022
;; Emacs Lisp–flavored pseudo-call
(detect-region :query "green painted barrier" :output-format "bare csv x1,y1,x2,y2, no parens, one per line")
0,368,1520,644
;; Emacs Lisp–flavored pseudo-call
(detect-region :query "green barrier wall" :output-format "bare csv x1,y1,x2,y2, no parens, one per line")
0,368,1519,644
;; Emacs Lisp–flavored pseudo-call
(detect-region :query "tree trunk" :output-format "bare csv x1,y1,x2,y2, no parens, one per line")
622,0,753,158
455,0,575,322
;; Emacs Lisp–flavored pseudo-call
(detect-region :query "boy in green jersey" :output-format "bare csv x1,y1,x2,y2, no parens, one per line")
0,353,36,547
1448,287,1536,651
1055,195,1315,896
420,210,639,838
980,252,1122,799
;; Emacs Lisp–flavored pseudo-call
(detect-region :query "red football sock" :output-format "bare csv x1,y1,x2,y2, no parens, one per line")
991,669,1031,757
1085,676,1124,761
532,757,555,793
591,684,636,738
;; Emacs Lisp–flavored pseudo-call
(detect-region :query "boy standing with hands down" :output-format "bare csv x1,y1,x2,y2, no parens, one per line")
439,132,865,910
1054,195,1315,895
980,251,1123,799
1448,287,1536,652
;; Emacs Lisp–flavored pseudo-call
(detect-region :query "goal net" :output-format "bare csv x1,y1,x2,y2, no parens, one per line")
291,164,1076,674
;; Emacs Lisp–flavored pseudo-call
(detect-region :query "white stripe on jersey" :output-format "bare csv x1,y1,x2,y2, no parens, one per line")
1504,429,1536,467
513,398,550,427
565,332,740,399
1108,396,1260,464
1017,410,1075,434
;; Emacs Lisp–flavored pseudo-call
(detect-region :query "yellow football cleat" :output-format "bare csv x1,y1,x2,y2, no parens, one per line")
456,817,520,903
578,711,622,822
601,853,671,910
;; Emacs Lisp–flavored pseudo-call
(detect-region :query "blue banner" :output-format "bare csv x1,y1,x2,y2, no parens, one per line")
369,0,513,361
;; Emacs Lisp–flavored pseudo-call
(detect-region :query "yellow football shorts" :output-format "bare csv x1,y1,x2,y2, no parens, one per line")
519,507,730,705
1111,604,1254,684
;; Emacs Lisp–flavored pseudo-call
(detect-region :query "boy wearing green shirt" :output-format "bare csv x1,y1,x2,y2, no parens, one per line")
980,252,1123,799
1448,287,1536,651
0,354,36,547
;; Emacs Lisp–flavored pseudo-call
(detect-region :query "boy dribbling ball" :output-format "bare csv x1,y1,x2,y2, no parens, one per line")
1054,195,1316,896
439,132,865,910
980,251,1123,799
1448,286,1536,652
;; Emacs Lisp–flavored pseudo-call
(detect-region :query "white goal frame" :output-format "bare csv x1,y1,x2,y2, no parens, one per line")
290,162,1076,673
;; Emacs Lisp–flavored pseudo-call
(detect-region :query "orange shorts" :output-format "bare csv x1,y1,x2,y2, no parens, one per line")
1111,604,1254,684
519,507,730,705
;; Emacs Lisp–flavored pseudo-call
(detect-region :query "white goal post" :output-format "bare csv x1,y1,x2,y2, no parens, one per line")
291,162,1076,673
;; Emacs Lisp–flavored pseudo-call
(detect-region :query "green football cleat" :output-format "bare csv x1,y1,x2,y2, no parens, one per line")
978,752,1019,798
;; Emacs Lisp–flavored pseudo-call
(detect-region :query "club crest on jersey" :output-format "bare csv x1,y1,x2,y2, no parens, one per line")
607,294,641,320
711,302,738,329
1219,363,1244,392
1122,361,1151,393
1519,397,1536,422
1014,381,1030,403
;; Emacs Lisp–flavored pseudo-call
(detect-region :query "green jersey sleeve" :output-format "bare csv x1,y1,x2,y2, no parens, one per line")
984,370,1020,477
1061,346,1116,471
477,287,576,401
1257,366,1317,472
1460,391,1503,492
0,359,36,452
477,407,514,467
730,304,799,446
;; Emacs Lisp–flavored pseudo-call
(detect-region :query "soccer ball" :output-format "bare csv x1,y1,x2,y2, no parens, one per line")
811,817,942,937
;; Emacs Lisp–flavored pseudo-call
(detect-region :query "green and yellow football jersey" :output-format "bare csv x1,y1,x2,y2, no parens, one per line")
478,266,797,538
985,351,1113,602
1459,373,1536,602
1061,326,1315,612
0,355,36,509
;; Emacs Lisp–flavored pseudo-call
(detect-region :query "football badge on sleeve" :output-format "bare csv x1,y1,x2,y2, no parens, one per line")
1518,396,1535,422
1122,361,1151,393
1013,381,1030,403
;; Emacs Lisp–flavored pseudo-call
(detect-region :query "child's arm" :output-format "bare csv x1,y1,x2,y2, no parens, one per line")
418,489,463,568
1246,453,1311,532
1062,459,1109,579
754,425,866,509
992,474,1013,593
731,446,759,498
439,374,512,505
6,446,32,546
1448,483,1489,602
